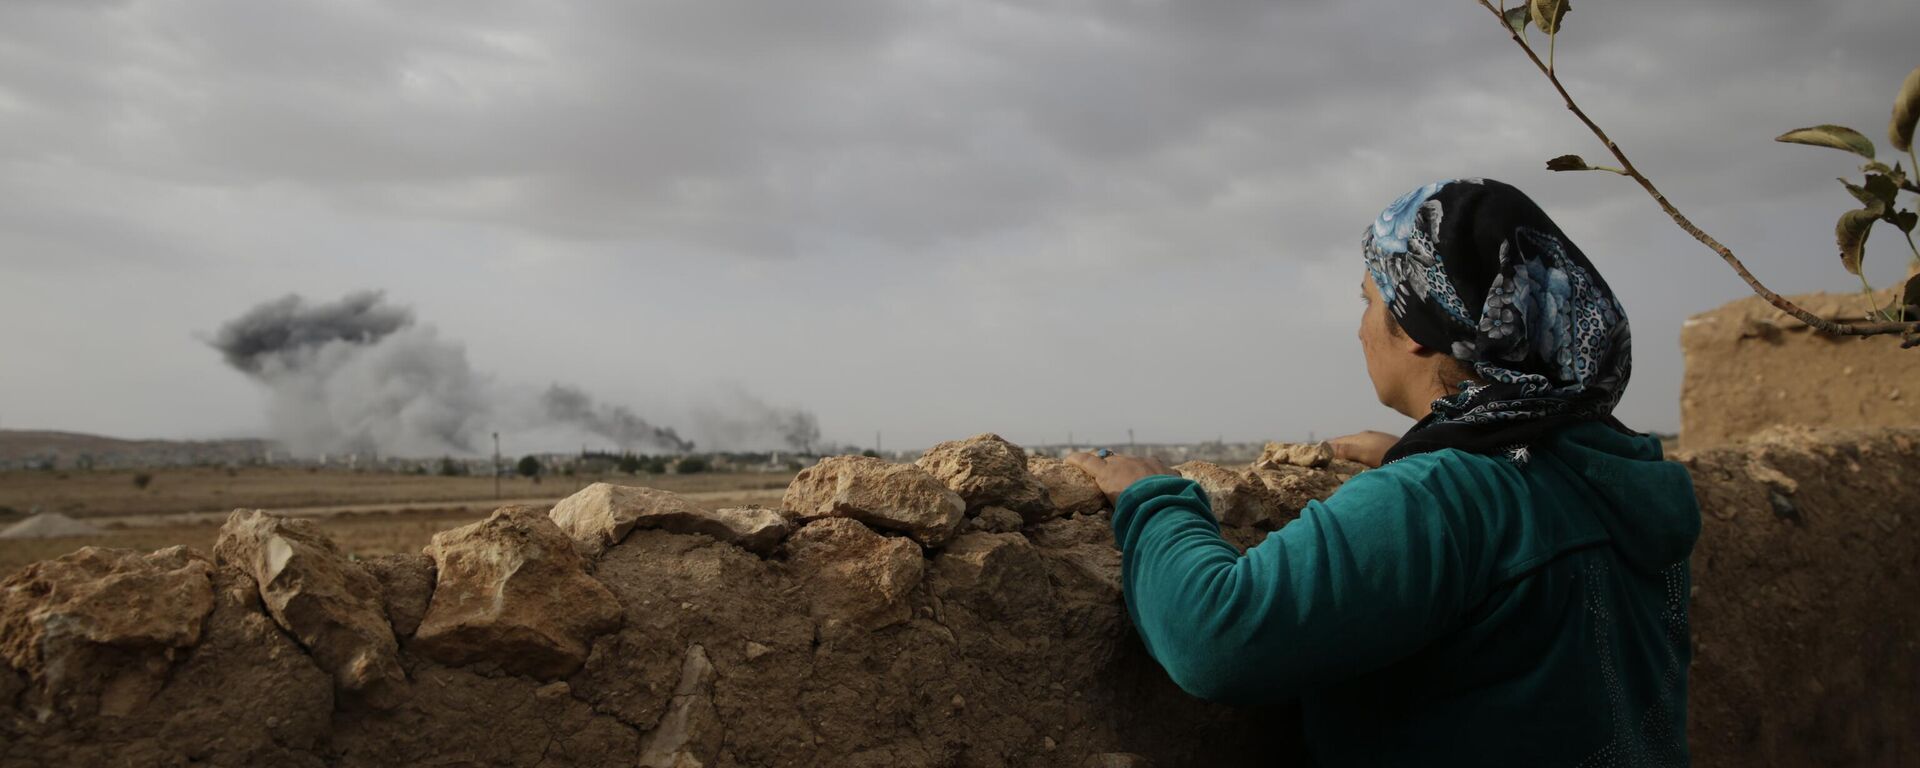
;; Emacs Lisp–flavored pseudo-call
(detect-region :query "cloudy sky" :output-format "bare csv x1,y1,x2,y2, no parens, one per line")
1,0,1914,454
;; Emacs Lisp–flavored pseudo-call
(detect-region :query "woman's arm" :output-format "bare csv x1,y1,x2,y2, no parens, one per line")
1113,459,1495,707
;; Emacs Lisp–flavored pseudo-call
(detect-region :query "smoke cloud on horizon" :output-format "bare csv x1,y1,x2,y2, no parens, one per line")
207,291,818,458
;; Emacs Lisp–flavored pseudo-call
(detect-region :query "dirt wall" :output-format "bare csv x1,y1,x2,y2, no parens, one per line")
2,431,1917,767
1680,290,1920,450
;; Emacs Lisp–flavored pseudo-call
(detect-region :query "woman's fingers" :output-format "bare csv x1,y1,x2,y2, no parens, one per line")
1327,431,1399,468
1063,451,1175,504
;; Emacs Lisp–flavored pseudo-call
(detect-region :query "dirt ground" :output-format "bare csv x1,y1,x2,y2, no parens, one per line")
0,469,791,575
1680,289,1919,449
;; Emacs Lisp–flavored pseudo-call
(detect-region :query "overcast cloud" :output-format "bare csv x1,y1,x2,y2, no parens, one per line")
1,0,1914,453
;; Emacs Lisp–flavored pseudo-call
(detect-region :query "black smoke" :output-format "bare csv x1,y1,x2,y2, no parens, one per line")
209,292,808,457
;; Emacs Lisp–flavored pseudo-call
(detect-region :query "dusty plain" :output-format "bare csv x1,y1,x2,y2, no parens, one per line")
0,468,792,574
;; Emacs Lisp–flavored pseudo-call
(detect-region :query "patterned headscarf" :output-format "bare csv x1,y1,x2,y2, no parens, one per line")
1362,178,1633,464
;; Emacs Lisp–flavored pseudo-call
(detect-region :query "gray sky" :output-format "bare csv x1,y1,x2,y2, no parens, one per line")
2,0,1915,453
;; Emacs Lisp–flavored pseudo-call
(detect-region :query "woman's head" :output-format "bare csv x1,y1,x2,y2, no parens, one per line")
1357,274,1480,419
1356,178,1633,462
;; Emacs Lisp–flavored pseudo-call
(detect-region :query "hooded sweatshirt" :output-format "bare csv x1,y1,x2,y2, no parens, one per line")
1112,421,1701,766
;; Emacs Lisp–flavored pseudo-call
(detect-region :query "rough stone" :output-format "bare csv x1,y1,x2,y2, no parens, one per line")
360,553,435,639
637,644,722,768
785,517,924,638
783,456,965,546
0,546,214,720
931,532,1051,621
1028,456,1108,517
415,506,623,679
551,483,793,557
970,506,1024,533
1255,441,1334,470
1249,465,1346,526
917,433,1054,519
1174,461,1286,528
214,510,406,705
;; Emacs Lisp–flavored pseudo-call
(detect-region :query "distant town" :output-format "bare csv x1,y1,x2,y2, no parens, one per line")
0,429,1279,474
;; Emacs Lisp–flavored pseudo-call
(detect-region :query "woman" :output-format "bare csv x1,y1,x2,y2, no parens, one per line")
1068,179,1700,766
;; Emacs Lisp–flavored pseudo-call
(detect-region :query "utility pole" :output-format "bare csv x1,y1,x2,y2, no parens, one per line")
492,432,501,500
1128,428,1135,451
875,430,882,456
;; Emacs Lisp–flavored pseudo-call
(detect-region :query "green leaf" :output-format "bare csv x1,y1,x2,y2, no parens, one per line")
1892,209,1919,235
1888,274,1920,323
1840,178,1876,206
1529,0,1570,34
1863,173,1901,208
1777,125,1878,160
1836,207,1879,275
1546,154,1593,172
1892,65,1920,153
1504,6,1531,35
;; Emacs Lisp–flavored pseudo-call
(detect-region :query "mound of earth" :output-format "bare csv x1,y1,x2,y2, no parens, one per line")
1680,288,1919,449
0,513,104,540
1,431,1915,767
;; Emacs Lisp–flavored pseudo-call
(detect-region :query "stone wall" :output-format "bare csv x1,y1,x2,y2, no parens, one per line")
3,431,1917,767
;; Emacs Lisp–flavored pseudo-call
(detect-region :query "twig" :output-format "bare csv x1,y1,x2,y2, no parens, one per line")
1473,0,1920,345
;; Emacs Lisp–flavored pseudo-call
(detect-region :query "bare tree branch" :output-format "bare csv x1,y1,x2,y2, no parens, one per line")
1473,0,1920,347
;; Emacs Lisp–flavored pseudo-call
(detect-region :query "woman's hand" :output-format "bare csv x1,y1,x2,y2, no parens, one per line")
1064,451,1176,506
1326,431,1399,468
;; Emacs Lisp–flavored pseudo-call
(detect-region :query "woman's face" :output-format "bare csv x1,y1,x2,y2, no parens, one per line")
1358,273,1421,418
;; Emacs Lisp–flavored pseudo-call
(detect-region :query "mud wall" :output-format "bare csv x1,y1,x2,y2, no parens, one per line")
1680,290,1920,449
3,431,1917,767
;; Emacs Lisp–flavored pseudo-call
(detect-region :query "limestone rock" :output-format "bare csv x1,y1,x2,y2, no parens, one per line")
214,510,406,704
1028,456,1107,517
916,433,1054,519
360,553,435,638
0,546,214,719
415,506,623,679
551,482,792,556
637,644,722,768
785,518,924,638
1174,461,1287,528
969,506,1024,533
1249,465,1346,526
783,456,965,546
932,532,1051,620
1255,441,1334,470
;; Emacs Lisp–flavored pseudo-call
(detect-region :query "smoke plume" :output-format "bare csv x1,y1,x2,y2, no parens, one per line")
209,291,810,457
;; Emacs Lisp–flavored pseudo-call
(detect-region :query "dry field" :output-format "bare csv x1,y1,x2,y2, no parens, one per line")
0,467,793,574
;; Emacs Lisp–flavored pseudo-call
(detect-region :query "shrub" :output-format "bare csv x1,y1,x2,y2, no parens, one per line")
675,456,710,475
132,473,153,490
516,455,543,478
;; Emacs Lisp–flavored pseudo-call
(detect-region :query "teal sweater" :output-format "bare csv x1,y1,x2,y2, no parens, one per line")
1113,422,1700,766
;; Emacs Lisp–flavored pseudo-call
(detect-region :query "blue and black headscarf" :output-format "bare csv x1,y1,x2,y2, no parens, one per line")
1362,178,1634,465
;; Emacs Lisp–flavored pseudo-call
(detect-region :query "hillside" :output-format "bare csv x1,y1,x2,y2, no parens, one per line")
0,430,272,470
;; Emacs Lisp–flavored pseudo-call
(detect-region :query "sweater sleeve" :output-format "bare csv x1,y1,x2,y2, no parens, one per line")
1111,460,1492,707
